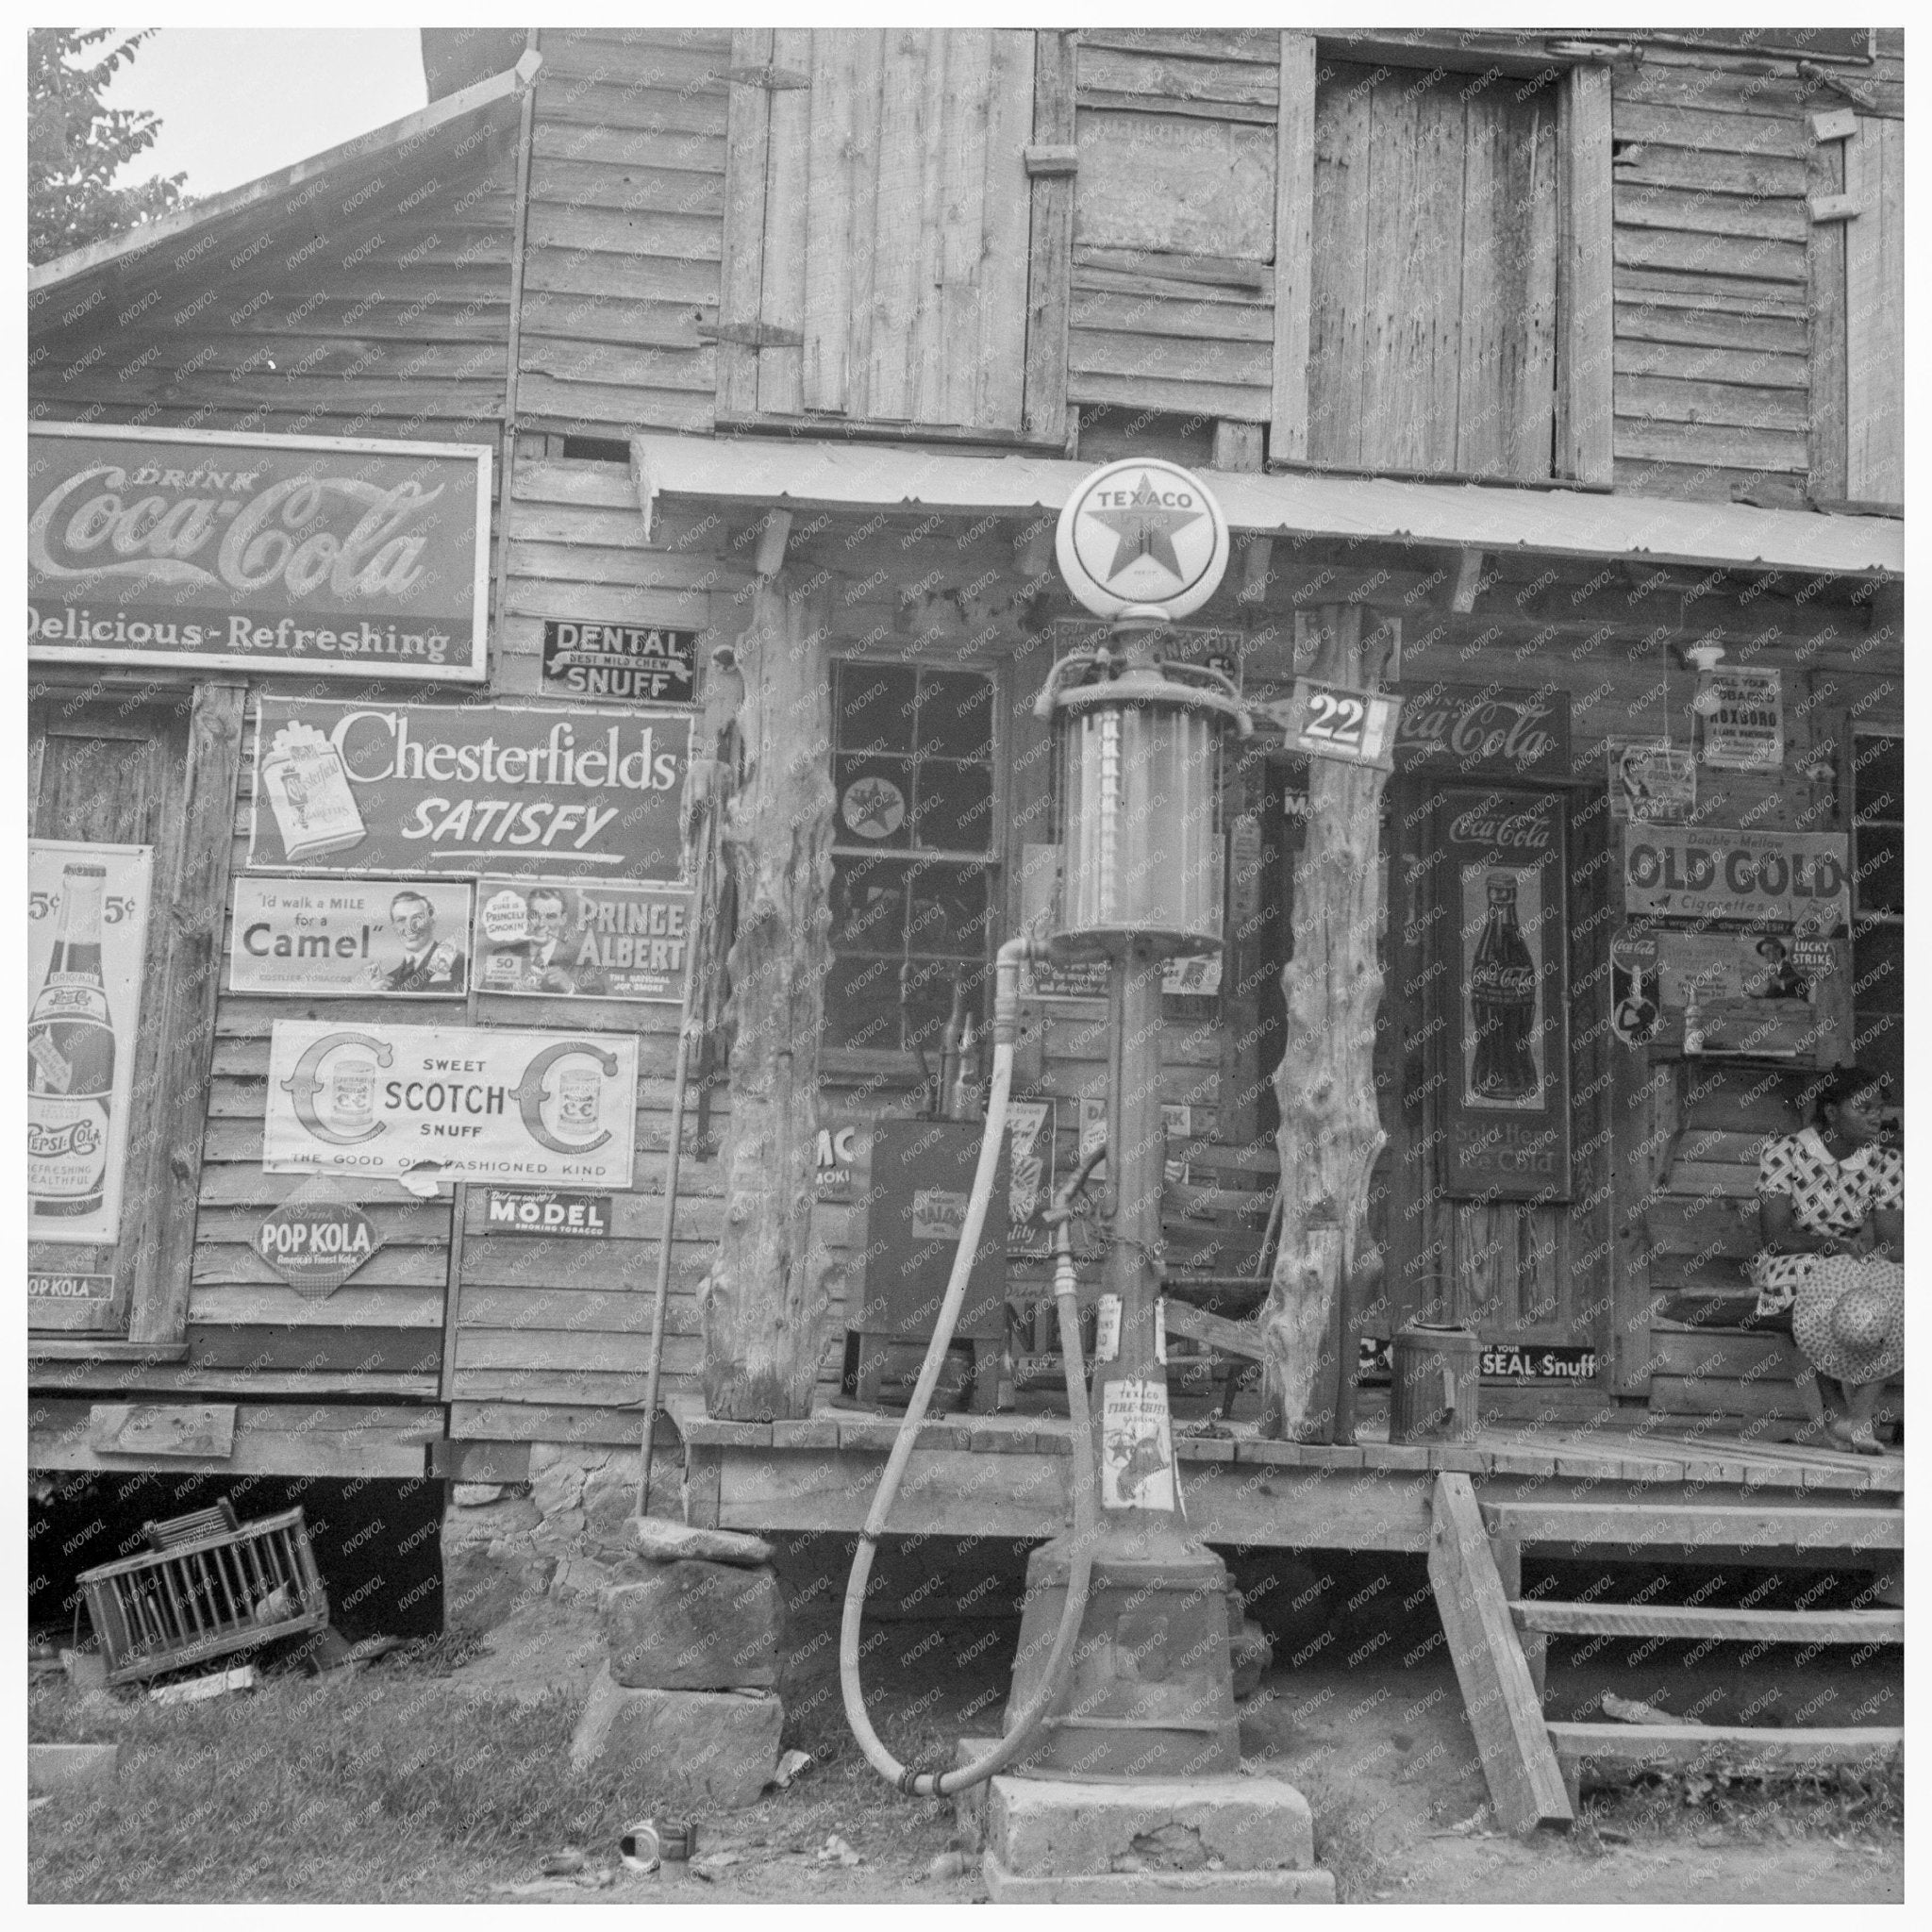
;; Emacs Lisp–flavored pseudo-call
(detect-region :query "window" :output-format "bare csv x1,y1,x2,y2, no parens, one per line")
825,662,1000,1058
1849,728,1903,1088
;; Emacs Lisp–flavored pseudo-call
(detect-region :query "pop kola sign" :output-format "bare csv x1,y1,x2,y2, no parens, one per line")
246,698,691,880
28,425,490,681
263,1020,639,1188
1056,458,1230,621
253,1177,385,1299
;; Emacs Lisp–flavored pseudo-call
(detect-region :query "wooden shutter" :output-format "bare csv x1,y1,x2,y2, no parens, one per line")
29,685,243,1345
1844,115,1904,502
1307,62,1560,479
718,28,1046,437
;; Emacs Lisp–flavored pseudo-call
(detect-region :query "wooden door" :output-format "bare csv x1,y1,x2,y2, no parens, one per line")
29,697,187,1334
1307,61,1560,478
1382,777,1612,1402
718,28,1043,436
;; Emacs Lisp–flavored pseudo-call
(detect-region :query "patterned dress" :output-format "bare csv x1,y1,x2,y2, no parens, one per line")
1752,1128,1905,1382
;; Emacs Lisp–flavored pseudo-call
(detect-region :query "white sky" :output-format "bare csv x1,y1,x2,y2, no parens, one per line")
101,28,428,200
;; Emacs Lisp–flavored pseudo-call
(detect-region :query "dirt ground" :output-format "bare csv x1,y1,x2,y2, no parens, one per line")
29,1534,1903,1905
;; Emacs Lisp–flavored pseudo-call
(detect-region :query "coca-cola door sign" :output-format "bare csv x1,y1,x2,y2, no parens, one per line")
1439,789,1572,1202
28,841,153,1247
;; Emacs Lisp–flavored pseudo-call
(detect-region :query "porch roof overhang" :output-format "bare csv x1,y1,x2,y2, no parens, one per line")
634,433,1904,583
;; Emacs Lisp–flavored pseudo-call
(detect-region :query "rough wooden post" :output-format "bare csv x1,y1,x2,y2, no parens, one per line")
700,574,837,1421
1260,606,1392,1440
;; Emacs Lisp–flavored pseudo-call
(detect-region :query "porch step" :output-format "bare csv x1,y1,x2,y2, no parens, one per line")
1509,1602,1904,1645
1547,1721,1905,1796
1483,1498,1905,1553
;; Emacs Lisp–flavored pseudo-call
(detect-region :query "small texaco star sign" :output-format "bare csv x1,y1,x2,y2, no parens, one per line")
1055,458,1231,620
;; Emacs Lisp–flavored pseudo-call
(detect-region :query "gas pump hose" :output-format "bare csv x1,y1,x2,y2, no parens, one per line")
840,938,1101,1797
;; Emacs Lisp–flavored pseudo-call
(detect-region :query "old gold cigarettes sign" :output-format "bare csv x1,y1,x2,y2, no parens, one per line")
1621,827,1849,930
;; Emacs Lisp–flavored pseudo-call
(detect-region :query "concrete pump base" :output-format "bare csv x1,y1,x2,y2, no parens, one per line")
969,1763,1335,1904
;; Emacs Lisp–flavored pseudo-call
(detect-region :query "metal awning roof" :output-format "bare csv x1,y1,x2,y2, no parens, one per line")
634,433,1904,581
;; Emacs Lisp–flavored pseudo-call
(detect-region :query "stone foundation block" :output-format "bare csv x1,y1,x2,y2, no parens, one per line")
988,1773,1318,1876
569,1667,782,1809
632,1516,774,1567
602,1559,782,1690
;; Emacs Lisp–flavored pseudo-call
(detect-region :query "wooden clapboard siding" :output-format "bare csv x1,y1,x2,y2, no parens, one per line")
515,27,730,439
1067,28,1281,429
1307,62,1560,478
1606,55,1823,502
1844,116,1904,502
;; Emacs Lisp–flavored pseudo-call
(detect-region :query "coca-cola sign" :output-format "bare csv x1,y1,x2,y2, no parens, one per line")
27,425,489,682
1436,788,1572,1205
1394,682,1572,780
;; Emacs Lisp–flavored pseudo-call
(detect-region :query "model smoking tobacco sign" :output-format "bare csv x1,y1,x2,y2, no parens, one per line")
247,697,691,880
27,425,490,682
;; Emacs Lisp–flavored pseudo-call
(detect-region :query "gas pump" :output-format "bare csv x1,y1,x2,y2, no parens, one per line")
838,461,1298,1792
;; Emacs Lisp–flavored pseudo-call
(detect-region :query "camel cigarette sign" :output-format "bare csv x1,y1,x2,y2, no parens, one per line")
263,1020,639,1188
28,425,490,681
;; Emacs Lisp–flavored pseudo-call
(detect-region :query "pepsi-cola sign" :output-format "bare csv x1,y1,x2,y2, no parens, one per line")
253,1178,385,1299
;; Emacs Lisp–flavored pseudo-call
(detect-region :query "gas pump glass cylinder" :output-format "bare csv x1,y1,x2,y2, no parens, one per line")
1058,698,1220,954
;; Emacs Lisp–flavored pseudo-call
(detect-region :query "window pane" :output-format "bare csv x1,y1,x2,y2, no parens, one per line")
900,955,985,1052
1852,921,1904,1015
912,758,994,852
831,854,907,951
834,663,917,756
834,755,914,847
824,953,904,1052
917,671,995,761
906,864,991,958
1852,733,1905,823
1853,824,1904,916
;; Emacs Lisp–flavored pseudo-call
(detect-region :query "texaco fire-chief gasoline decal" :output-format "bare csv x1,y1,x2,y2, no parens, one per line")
841,774,906,840
1056,458,1231,621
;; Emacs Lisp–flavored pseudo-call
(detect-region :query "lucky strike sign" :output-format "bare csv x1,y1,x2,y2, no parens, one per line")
27,425,490,681
1621,827,1850,931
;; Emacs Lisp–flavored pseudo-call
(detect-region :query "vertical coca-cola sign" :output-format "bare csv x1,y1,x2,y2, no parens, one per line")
1439,788,1571,1202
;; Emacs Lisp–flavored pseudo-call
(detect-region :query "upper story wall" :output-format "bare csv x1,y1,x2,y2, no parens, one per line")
489,26,1902,512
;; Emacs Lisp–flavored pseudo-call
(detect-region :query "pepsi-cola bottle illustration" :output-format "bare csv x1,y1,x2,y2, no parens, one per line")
1469,873,1539,1102
28,863,117,1218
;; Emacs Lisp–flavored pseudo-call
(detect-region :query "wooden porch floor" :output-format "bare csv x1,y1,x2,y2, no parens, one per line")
672,1395,1902,1549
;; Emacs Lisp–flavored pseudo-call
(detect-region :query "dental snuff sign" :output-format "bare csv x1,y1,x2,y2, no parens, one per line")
263,1021,639,1189
28,425,490,681
542,621,697,704
246,698,691,880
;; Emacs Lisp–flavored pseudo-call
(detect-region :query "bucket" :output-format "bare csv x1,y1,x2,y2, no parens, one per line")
1389,1322,1481,1444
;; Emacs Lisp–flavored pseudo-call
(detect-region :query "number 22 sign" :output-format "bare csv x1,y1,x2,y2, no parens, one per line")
1258,679,1398,771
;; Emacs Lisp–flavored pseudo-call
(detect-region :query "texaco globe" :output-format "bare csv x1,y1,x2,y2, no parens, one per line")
1054,457,1231,621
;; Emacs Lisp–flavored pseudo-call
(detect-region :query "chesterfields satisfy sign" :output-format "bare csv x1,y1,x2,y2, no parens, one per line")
247,698,691,879
28,425,490,681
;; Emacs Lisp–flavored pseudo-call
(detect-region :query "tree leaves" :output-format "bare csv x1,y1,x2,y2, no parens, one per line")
27,29,190,265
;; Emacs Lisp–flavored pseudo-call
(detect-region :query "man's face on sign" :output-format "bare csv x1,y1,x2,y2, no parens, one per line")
529,894,567,943
391,895,434,951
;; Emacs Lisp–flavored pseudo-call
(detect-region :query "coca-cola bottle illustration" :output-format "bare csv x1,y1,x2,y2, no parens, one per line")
1469,873,1540,1102
28,862,117,1218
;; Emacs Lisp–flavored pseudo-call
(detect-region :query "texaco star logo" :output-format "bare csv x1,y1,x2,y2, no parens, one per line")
1055,458,1231,620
